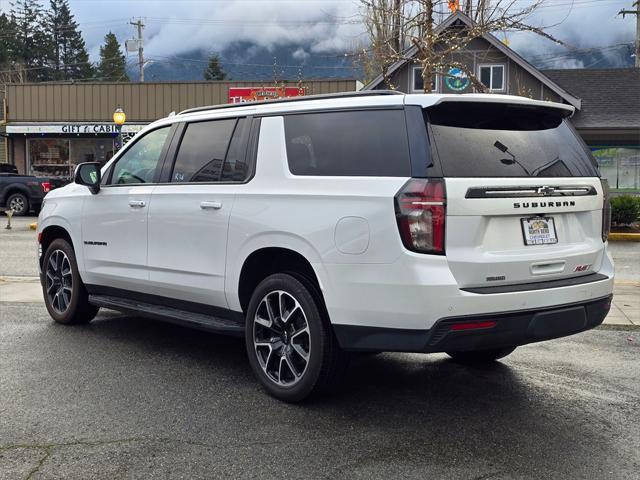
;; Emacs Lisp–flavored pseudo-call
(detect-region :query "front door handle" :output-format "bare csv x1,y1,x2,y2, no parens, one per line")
128,200,146,208
200,201,222,210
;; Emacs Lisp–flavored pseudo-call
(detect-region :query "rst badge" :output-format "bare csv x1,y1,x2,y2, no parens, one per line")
574,264,592,272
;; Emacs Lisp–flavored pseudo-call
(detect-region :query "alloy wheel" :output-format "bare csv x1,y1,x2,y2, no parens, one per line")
253,290,310,386
45,249,73,314
9,196,25,214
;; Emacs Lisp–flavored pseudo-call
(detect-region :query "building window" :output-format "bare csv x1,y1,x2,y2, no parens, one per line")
28,137,115,180
28,138,71,178
591,146,640,191
478,64,505,91
412,66,438,93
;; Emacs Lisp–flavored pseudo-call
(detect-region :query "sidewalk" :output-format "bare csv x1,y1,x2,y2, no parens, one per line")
1,275,637,327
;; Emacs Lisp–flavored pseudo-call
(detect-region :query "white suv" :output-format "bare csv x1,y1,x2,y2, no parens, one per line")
37,91,614,402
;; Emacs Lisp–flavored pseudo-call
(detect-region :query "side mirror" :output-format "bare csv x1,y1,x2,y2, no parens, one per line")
74,162,101,194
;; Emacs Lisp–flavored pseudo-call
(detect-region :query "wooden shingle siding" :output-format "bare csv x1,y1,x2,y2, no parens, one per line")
5,80,357,123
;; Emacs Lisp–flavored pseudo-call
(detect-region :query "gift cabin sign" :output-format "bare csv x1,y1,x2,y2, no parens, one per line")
228,87,305,104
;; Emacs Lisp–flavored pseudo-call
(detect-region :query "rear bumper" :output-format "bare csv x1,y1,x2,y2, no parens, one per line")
334,294,612,353
319,247,615,331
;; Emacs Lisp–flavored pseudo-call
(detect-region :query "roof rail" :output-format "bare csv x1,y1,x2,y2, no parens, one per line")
177,90,404,116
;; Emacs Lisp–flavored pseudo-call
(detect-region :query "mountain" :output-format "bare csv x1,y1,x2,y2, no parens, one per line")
129,41,635,82
134,42,362,82
528,44,635,71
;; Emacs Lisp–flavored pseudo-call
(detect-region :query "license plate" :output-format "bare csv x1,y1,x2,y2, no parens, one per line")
521,216,558,245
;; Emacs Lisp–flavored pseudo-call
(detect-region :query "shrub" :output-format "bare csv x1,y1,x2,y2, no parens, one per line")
610,195,640,225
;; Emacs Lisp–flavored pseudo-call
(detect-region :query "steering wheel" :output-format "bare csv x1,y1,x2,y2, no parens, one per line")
117,171,145,184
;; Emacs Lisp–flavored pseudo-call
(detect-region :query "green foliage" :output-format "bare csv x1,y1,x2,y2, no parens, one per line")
0,13,14,67
1,0,94,82
97,32,129,81
610,195,640,226
47,0,94,80
203,54,226,81
8,0,50,81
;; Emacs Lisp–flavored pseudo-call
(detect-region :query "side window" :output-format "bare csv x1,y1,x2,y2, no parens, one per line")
171,119,236,183
220,118,249,182
283,110,411,177
110,127,171,184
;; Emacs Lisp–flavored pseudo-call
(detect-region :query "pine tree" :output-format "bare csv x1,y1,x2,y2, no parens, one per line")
47,0,93,80
0,13,13,67
10,0,52,81
0,12,24,82
203,54,226,81
96,32,129,81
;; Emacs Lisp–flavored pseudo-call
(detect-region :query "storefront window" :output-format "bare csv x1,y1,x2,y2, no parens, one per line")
591,146,640,191
29,138,71,178
28,137,115,179
70,138,114,167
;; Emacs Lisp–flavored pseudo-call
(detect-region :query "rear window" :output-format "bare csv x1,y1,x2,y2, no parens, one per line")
284,110,411,177
427,103,599,177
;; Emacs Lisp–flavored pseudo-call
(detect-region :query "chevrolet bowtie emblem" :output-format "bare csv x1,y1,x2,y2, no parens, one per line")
537,186,556,196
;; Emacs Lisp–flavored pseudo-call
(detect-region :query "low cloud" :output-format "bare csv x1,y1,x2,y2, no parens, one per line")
70,0,635,66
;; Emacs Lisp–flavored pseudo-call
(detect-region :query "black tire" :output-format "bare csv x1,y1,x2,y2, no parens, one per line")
7,192,29,216
42,238,99,325
446,346,516,364
245,273,349,402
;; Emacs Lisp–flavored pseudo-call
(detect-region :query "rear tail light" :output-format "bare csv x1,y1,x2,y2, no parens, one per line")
395,178,446,254
41,182,51,194
600,179,611,242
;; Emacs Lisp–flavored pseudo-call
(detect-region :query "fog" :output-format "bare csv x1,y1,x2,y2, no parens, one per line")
65,0,636,68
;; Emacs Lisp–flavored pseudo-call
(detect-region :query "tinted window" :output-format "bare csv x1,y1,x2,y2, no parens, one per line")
426,103,599,177
172,119,236,183
220,118,249,182
284,110,410,177
110,127,171,184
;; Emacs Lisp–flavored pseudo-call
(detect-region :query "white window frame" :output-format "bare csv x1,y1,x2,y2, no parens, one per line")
478,64,506,92
411,65,438,93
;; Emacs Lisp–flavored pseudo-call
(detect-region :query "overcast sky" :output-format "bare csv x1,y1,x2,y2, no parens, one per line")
8,0,636,68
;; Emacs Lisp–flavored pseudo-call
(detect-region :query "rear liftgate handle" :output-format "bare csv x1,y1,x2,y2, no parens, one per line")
530,261,565,276
200,201,223,210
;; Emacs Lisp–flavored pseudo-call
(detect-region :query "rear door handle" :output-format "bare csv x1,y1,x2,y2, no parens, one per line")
128,200,146,208
200,201,222,210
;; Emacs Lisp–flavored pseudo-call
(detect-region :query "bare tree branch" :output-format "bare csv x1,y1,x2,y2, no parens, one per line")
360,0,567,93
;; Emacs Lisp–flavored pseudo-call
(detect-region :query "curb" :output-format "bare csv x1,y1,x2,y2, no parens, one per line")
609,232,640,242
29,222,37,230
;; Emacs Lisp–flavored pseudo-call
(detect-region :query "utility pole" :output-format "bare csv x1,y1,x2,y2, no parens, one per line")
619,1,640,68
129,18,145,82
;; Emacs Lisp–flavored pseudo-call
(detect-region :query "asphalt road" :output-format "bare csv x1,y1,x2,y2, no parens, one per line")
1,302,639,479
0,216,38,277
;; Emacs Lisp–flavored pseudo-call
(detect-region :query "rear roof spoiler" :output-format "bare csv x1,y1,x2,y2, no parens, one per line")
406,94,575,118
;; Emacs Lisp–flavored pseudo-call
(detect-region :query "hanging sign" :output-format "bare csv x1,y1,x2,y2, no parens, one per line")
228,87,305,104
444,67,470,91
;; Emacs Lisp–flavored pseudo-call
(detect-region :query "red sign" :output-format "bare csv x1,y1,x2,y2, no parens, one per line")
228,87,304,104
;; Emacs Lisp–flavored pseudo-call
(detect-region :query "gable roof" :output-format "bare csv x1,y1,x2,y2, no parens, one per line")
543,68,640,129
363,11,582,109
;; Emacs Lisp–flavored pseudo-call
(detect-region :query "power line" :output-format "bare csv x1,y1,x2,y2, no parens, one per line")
618,1,640,67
